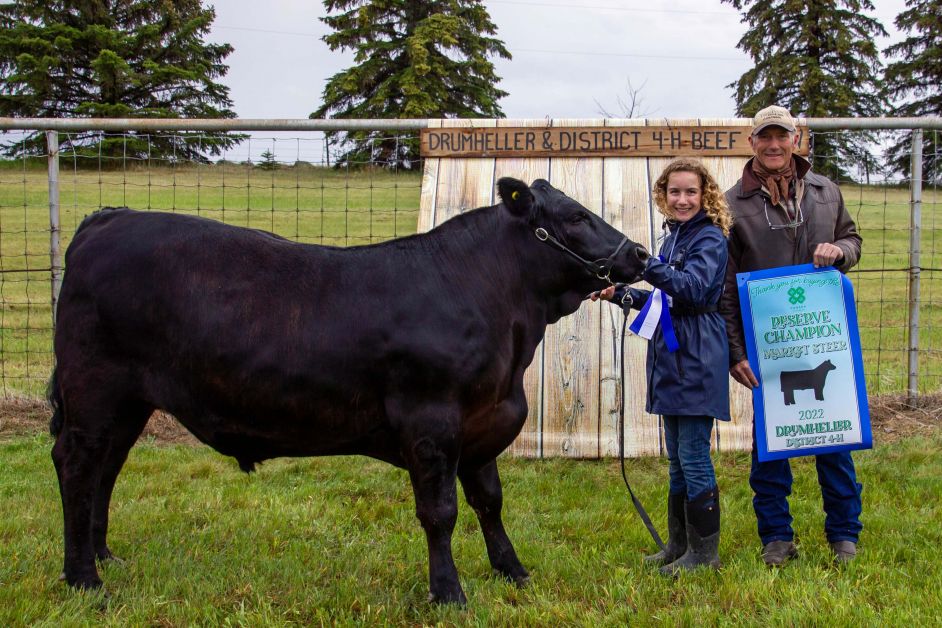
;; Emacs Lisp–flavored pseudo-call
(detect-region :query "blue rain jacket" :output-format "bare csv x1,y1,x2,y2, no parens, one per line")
617,210,730,420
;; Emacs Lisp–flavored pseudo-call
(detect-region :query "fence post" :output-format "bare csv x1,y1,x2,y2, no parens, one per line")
907,129,923,405
47,130,63,325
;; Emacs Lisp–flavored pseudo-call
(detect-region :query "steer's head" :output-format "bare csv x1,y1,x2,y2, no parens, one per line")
498,177,649,290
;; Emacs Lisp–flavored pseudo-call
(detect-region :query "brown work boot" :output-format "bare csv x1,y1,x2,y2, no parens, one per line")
830,541,857,564
761,540,797,566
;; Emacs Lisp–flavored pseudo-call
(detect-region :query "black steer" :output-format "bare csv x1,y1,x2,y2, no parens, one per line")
780,359,837,405
49,177,648,604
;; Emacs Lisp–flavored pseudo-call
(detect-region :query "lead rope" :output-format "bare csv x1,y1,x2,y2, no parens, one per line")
618,311,666,552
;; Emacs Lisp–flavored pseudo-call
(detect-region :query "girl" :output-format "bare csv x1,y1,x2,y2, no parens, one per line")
594,157,732,574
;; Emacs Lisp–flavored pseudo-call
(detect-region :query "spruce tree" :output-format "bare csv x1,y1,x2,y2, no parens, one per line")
884,0,942,182
257,148,278,170
0,0,239,162
722,0,888,181
313,0,510,168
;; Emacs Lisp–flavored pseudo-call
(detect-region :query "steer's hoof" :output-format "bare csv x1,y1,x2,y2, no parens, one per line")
67,576,110,608
493,568,531,588
62,571,103,591
427,589,468,607
75,578,104,592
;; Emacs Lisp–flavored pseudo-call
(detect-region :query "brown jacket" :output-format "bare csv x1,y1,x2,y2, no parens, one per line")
720,156,863,366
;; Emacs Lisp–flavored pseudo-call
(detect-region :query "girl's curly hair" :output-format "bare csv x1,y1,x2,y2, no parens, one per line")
652,157,732,237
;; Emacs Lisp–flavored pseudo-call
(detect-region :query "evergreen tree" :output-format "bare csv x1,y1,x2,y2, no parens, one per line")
884,0,942,182
257,148,278,170
722,0,888,181
0,0,239,162
313,0,511,168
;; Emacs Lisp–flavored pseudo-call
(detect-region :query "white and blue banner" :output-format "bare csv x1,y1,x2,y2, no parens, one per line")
737,264,872,462
628,288,679,352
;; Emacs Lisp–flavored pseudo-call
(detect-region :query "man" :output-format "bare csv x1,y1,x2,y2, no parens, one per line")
720,105,863,566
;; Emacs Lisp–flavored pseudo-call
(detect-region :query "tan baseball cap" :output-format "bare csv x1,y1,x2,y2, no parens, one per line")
751,105,797,135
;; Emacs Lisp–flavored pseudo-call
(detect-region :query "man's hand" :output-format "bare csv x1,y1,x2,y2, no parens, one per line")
730,359,759,389
813,242,843,268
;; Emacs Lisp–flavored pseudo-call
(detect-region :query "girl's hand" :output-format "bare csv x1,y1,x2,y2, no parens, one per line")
588,285,617,301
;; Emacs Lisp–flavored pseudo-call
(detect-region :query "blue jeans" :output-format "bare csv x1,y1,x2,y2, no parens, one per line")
750,431,863,545
663,415,716,500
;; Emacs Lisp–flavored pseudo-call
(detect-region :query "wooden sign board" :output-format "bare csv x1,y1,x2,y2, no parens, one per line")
421,125,810,158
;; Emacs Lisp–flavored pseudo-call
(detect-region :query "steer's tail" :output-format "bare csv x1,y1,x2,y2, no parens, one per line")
47,367,64,436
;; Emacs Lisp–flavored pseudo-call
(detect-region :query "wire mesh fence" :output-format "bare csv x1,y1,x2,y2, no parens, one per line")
0,122,939,401
811,129,941,396
0,129,424,397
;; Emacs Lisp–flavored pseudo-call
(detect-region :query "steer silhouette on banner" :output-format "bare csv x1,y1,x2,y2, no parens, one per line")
780,360,837,405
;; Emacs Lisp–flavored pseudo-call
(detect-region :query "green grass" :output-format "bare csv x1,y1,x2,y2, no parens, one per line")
0,163,941,396
1,431,940,624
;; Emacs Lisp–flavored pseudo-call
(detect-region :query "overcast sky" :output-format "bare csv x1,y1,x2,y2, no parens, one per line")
205,0,908,161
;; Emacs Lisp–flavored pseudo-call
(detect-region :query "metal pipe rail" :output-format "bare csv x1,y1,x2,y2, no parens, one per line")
0,118,430,131
2,116,942,132
804,117,942,130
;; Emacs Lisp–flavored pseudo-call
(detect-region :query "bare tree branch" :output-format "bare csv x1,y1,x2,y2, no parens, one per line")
595,77,656,118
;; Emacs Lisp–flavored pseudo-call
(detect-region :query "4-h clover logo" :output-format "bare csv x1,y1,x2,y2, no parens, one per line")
788,287,806,305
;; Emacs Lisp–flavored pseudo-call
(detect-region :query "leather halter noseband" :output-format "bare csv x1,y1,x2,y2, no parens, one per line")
534,227,631,284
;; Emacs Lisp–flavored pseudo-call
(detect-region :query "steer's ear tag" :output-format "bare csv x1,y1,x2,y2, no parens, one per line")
497,177,533,218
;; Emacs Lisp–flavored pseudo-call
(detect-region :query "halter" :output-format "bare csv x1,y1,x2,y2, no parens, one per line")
534,227,631,284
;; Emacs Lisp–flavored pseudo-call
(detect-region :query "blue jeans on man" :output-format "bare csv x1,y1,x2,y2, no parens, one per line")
750,437,863,545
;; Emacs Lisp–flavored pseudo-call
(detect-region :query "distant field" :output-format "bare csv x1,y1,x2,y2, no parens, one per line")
0,163,940,396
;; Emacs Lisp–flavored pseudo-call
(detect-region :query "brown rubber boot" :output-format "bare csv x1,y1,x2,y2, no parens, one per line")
644,492,687,566
660,487,721,575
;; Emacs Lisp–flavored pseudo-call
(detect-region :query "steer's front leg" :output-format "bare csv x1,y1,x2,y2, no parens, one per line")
405,435,465,605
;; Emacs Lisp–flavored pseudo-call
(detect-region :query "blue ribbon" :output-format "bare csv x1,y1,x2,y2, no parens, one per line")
628,289,657,335
659,296,679,353
628,289,680,353
628,254,679,353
